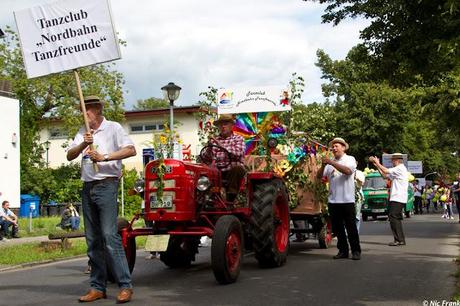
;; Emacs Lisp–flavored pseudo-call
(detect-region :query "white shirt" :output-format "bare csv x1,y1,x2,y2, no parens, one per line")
69,118,134,182
0,207,14,219
387,163,409,203
323,154,357,203
413,183,422,197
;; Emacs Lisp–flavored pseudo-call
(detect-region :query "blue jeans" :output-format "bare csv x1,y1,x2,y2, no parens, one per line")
82,178,132,292
70,216,80,231
0,219,18,237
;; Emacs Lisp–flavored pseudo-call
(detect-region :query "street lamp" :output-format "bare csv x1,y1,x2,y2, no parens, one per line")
44,140,50,168
424,172,438,183
161,82,181,135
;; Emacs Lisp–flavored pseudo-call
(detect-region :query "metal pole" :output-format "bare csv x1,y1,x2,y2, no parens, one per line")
169,100,174,158
29,207,33,232
46,148,49,168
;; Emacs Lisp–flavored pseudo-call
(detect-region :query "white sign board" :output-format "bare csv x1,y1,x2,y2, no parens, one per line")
217,86,292,114
14,0,121,79
0,96,20,209
408,161,423,174
382,153,408,169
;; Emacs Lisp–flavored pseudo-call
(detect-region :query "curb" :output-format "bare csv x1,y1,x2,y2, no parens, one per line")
0,254,88,273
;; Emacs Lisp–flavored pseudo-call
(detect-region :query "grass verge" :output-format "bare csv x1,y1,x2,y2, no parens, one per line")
0,234,147,267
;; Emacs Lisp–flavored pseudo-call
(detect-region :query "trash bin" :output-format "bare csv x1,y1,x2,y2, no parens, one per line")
20,194,40,218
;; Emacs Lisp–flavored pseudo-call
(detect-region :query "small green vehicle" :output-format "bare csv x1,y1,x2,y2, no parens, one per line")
361,172,414,221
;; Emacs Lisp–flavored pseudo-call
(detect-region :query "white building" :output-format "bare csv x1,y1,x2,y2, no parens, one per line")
0,92,21,209
39,106,204,172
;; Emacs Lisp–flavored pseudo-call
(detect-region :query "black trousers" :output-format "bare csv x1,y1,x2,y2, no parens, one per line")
328,203,361,254
414,196,422,214
388,201,406,243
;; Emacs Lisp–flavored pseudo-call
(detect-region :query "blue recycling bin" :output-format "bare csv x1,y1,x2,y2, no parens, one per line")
20,194,40,218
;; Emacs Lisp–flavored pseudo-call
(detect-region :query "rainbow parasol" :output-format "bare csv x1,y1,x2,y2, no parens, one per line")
233,112,275,154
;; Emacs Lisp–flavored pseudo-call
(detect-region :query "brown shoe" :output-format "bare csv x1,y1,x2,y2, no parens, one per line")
116,288,133,304
78,289,106,302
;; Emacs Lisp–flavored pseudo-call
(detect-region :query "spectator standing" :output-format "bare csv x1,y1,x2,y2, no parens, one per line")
369,153,408,246
67,96,136,303
413,180,423,214
319,137,361,260
0,200,19,238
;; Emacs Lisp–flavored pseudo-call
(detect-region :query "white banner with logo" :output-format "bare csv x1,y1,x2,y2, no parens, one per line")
217,86,292,114
14,0,121,79
407,161,423,174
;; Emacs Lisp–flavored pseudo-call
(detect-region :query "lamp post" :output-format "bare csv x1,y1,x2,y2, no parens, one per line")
424,172,438,184
44,140,50,168
161,82,181,156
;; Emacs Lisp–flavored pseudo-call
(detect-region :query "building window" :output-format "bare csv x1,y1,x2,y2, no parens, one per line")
49,127,68,139
130,123,164,133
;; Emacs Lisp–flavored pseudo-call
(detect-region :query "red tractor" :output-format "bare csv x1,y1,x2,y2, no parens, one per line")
118,144,290,284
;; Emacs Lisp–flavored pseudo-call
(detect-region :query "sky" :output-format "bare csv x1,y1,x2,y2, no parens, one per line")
1,0,368,110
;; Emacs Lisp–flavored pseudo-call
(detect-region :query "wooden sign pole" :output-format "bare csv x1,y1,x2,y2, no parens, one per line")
74,69,98,172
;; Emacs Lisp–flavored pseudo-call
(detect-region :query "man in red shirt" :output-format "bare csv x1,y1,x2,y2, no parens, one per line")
209,114,246,202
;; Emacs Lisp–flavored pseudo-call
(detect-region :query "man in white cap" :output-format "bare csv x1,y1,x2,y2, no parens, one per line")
369,153,408,246
319,137,361,260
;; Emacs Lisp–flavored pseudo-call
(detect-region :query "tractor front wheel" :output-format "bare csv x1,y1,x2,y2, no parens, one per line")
211,215,243,284
251,179,290,268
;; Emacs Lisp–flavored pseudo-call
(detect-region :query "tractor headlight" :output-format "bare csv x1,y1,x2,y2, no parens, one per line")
197,176,210,191
134,179,145,193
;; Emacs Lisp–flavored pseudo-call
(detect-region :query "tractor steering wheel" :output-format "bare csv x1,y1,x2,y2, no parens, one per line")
199,144,232,170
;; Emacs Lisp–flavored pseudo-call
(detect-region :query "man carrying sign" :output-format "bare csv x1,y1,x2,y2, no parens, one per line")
67,96,136,303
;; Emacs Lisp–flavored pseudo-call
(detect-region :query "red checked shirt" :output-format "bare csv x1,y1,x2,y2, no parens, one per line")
213,133,245,171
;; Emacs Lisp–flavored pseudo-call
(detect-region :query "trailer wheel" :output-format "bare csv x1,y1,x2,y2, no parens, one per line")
251,179,290,268
107,218,136,283
318,219,332,249
211,215,243,284
362,214,368,222
160,236,199,268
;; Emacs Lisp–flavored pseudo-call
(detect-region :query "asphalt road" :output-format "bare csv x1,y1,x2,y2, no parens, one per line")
0,213,458,306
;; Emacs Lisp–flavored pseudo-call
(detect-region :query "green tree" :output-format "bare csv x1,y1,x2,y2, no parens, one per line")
133,97,169,110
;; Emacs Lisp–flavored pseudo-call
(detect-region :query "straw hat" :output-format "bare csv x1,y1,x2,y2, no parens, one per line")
329,137,349,150
214,114,235,125
391,153,404,159
83,95,105,107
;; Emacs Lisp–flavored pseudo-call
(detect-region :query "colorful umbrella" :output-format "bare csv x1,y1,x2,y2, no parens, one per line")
233,112,275,155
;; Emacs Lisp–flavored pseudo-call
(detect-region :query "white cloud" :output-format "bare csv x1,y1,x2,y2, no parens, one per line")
1,0,368,108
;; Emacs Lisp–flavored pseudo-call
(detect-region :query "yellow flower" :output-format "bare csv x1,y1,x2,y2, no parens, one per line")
160,135,167,144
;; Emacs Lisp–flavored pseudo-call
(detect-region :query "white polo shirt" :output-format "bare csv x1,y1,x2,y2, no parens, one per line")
323,154,357,203
69,118,134,182
388,163,409,203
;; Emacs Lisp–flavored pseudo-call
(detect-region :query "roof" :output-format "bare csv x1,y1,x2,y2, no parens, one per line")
125,106,205,118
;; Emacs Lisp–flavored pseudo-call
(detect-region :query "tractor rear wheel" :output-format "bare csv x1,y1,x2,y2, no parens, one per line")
211,215,243,284
160,236,199,268
251,179,290,268
107,218,136,283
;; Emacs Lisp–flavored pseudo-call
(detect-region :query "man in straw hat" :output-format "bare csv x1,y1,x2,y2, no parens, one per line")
369,153,408,246
67,96,136,303
318,137,361,260
209,114,246,202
